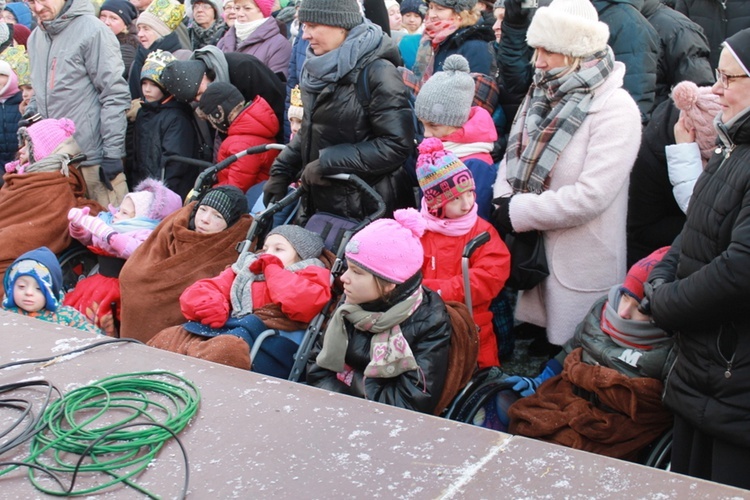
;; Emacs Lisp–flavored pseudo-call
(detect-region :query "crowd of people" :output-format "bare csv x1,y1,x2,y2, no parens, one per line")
0,0,749,490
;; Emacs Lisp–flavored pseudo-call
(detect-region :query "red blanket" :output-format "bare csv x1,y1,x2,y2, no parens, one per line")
118,203,252,343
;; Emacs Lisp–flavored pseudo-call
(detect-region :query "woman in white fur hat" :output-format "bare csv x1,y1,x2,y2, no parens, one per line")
491,0,641,349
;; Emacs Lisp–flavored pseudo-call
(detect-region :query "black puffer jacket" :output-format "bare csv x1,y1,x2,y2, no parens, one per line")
649,110,750,448
675,0,750,68
641,0,713,106
306,280,451,415
270,37,415,221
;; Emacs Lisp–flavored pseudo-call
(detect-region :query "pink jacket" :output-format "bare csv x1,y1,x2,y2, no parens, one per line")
442,106,497,164
217,18,292,77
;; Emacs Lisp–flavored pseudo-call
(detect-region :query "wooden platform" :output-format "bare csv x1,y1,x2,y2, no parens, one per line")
0,310,747,498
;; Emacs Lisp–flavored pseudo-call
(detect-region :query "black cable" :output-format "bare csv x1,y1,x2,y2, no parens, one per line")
0,338,144,371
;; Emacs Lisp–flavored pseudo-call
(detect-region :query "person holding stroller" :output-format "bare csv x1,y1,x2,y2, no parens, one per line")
262,0,416,222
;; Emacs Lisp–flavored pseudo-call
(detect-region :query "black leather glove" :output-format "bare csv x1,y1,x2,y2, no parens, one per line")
262,175,290,206
638,278,665,315
491,196,513,236
299,159,331,187
99,158,123,190
504,0,531,28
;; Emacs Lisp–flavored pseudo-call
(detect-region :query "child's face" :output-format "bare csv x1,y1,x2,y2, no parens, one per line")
261,234,300,268
388,5,402,31
421,120,460,139
18,141,29,165
617,294,651,322
289,117,302,136
442,190,476,219
12,275,46,313
141,80,165,103
341,261,395,305
402,12,423,33
113,197,136,223
194,204,228,234
20,86,34,104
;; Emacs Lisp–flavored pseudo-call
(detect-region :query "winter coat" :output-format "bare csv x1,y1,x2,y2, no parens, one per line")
495,22,534,132
306,284,452,415
648,109,750,449
180,259,331,326
0,92,21,167
675,0,750,68
593,0,660,123
270,36,416,221
626,98,685,267
128,32,186,99
217,18,292,78
641,0,713,106
284,35,309,142
421,217,509,367
133,97,198,200
433,23,494,77
28,0,130,167
440,106,498,221
215,96,280,192
494,62,642,345
116,31,140,81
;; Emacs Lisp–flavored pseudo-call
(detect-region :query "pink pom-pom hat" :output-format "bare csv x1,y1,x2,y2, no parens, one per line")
671,81,721,164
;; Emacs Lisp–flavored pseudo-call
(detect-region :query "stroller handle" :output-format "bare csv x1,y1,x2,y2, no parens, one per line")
325,173,387,222
462,231,490,312
463,231,490,259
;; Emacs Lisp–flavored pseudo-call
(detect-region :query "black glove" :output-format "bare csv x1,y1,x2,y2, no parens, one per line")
491,196,513,236
99,158,123,190
638,278,665,316
504,0,531,28
262,175,290,206
299,159,331,187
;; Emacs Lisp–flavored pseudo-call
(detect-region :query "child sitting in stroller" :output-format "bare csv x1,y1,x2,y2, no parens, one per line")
149,225,332,378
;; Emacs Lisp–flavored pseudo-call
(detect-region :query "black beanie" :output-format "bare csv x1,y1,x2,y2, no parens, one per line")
161,60,208,103
197,185,248,227
724,28,750,76
197,82,245,133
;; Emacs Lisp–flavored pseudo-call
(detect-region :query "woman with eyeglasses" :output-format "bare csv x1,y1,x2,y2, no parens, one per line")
641,28,750,490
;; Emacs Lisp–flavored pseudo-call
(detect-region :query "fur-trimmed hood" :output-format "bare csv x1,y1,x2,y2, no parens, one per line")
132,178,183,220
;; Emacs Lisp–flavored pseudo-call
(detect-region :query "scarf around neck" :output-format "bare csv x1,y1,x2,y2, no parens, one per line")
190,19,227,48
600,286,670,350
300,21,383,94
234,17,265,41
316,287,423,378
420,196,477,236
411,19,459,83
505,47,614,194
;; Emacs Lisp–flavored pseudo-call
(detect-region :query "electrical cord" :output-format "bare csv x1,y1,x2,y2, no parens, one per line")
0,338,144,371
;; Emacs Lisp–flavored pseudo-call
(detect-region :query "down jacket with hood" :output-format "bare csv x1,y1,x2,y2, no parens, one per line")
27,0,130,168
270,31,415,221
648,108,750,449
306,278,451,415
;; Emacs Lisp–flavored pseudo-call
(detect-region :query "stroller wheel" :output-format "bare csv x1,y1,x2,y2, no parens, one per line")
58,246,98,293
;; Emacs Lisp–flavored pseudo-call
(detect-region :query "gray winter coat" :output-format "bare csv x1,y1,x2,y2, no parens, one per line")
28,0,130,166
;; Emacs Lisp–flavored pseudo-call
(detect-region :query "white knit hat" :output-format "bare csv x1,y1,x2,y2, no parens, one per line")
526,0,609,58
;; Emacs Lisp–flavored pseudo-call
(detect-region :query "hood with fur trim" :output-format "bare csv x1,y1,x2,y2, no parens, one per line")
132,178,184,220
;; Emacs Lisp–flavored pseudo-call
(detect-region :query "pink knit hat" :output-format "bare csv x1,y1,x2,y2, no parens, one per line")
345,208,426,284
251,0,275,18
24,118,76,162
671,81,721,165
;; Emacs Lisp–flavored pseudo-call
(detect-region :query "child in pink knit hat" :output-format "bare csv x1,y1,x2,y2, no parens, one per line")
307,208,453,415
4,117,80,176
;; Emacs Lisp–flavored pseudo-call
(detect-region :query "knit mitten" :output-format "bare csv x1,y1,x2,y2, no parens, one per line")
67,206,91,226
79,214,115,243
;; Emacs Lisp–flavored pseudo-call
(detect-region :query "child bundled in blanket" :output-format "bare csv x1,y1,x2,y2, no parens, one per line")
2,247,101,335
176,225,332,377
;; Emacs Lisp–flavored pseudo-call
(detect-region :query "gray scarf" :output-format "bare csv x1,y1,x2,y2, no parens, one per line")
300,22,383,94
603,286,670,349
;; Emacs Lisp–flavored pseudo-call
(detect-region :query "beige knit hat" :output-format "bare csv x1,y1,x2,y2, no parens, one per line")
526,0,609,58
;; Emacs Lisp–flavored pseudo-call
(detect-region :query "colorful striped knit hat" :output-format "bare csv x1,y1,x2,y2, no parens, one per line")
416,137,475,212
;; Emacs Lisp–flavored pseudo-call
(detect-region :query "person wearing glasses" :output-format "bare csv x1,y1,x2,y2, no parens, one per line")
640,28,750,490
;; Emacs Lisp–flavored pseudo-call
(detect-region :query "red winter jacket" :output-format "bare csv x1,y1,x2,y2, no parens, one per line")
215,95,280,192
180,261,331,328
420,217,510,368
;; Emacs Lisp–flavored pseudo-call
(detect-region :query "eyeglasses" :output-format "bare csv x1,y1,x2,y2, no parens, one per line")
715,68,750,89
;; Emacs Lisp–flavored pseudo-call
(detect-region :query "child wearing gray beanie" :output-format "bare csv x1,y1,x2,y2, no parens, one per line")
414,55,498,221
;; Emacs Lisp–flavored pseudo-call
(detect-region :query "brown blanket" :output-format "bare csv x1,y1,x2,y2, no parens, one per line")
118,202,252,343
508,348,672,460
0,168,102,294
148,325,252,370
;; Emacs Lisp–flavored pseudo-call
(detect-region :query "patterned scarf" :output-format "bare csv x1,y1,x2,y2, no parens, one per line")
505,48,614,194
412,19,459,83
316,288,423,378
190,19,227,49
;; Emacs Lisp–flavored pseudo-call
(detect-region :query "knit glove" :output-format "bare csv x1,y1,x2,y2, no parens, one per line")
262,175,291,206
491,196,513,236
192,300,230,329
249,253,284,274
504,0,532,28
79,214,116,243
506,364,559,397
300,159,331,187
67,206,91,227
638,278,666,315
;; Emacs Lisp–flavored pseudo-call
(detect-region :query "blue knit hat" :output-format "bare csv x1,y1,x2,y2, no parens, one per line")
3,247,64,312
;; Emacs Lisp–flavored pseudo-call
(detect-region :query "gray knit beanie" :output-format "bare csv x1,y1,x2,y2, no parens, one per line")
268,225,325,261
297,0,363,30
430,0,477,13
415,55,475,127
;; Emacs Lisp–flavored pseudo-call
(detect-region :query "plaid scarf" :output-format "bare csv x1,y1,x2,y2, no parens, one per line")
505,48,614,194
412,19,459,83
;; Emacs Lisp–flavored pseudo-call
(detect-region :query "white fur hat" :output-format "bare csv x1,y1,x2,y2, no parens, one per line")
526,0,609,58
